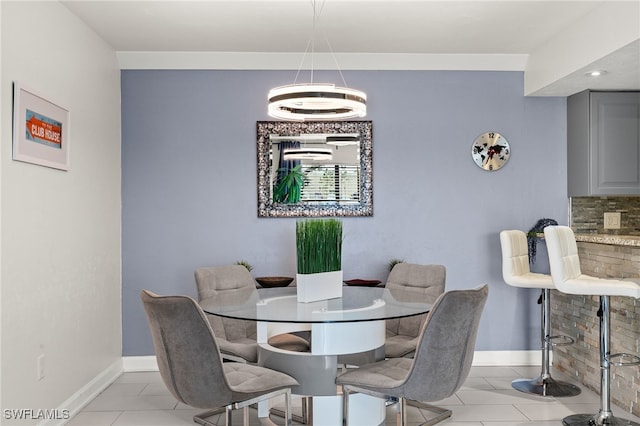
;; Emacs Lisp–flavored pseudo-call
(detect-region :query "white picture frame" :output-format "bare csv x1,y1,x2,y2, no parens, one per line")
12,82,70,171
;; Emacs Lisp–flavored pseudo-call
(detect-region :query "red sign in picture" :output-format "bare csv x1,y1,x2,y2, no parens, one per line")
25,109,62,149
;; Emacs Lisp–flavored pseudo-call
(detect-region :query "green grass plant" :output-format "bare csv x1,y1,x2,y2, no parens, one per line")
387,258,406,271
235,260,254,272
296,219,342,274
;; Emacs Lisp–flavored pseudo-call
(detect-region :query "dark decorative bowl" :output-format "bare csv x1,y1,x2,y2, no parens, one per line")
343,279,382,287
255,276,294,288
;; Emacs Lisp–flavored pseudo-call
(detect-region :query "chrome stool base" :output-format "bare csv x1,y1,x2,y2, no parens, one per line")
511,289,581,398
512,375,581,397
562,413,640,426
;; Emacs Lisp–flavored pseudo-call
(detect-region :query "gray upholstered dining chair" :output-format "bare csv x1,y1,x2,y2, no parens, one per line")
140,290,299,426
336,285,488,426
195,265,309,363
384,263,446,358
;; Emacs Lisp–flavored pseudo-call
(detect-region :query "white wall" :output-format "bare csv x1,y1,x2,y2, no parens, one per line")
1,1,122,420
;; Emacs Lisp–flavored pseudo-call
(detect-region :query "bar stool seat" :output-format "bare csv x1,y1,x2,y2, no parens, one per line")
549,273,640,297
500,230,580,397
544,226,640,426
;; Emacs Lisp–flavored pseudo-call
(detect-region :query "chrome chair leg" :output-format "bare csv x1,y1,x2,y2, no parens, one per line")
269,396,310,424
193,408,224,426
512,289,580,397
342,387,350,426
562,296,640,426
396,397,405,426
224,406,232,426
407,399,452,426
344,387,451,426
388,396,452,425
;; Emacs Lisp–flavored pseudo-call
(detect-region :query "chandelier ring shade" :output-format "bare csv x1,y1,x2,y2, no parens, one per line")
268,83,367,121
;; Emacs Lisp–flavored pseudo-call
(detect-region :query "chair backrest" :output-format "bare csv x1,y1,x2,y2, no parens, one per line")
194,265,258,340
385,263,446,338
140,290,232,409
386,263,446,302
403,284,488,402
543,225,583,289
499,230,532,282
195,265,257,301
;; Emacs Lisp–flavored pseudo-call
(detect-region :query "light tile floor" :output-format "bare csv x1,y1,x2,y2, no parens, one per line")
68,366,640,426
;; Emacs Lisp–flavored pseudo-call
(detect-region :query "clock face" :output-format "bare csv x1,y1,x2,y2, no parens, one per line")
471,132,510,171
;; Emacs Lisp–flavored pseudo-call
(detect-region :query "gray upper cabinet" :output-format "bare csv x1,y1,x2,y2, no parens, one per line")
568,90,640,196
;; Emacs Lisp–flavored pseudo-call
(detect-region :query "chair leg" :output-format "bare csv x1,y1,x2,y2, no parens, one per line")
388,397,451,425
342,386,349,426
342,386,350,426
299,396,311,424
562,296,640,426
193,407,224,426
512,289,581,397
397,397,405,426
406,399,452,426
269,396,310,424
224,406,233,426
243,406,249,426
342,387,448,426
284,389,293,426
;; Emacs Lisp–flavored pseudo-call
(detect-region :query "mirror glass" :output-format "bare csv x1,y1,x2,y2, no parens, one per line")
257,121,373,217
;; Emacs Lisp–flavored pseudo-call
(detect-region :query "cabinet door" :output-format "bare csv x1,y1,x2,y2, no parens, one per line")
590,92,640,195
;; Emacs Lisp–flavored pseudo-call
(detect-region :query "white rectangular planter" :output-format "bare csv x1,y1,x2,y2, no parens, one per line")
296,270,343,303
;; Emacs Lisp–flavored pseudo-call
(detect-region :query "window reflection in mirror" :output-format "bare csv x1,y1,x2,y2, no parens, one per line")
270,134,360,203
257,121,373,218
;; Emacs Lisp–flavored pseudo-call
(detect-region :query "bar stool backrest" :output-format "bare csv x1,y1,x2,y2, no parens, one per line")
543,225,583,291
500,230,532,280
500,230,555,290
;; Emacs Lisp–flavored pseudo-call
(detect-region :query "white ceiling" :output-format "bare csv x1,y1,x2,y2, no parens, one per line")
62,0,640,96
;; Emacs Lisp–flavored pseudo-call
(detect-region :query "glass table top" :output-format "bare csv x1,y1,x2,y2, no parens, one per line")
200,286,431,323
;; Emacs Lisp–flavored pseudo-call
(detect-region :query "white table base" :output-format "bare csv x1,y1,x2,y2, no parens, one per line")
256,310,387,426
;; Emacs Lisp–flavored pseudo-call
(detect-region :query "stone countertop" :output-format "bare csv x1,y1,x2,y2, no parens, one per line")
574,233,640,247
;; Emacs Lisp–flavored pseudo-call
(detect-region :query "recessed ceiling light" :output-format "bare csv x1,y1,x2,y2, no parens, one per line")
585,70,607,77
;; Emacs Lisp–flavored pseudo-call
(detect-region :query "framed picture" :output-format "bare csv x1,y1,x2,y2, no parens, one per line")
12,82,70,171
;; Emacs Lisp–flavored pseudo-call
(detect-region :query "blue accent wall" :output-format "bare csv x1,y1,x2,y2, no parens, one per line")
122,70,567,356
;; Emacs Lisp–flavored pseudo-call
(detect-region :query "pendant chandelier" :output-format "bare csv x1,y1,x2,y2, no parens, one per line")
268,1,367,121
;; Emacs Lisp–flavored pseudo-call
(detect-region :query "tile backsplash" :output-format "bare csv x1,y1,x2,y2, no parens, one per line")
571,196,640,235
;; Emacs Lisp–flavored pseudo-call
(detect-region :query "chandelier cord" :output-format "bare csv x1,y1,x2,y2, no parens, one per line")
293,0,349,87
310,0,317,84
293,39,312,85
323,31,349,88
312,0,349,88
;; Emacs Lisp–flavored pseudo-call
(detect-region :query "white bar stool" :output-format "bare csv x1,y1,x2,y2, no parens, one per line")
544,225,640,426
500,230,581,397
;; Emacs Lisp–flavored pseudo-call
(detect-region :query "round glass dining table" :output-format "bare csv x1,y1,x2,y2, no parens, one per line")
200,285,431,323
201,286,431,426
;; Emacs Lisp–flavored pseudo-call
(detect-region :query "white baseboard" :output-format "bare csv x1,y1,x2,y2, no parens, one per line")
41,359,123,426
473,350,544,366
122,350,544,372
123,355,158,371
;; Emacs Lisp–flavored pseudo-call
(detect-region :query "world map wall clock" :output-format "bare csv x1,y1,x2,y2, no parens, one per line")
471,131,510,171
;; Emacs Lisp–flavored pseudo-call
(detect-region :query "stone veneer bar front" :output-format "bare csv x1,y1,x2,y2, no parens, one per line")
551,234,640,417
